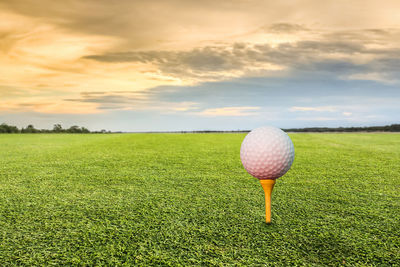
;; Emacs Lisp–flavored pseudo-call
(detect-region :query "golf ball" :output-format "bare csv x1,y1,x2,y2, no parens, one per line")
240,126,294,179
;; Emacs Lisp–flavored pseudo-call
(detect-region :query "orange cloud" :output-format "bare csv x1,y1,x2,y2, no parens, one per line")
0,100,100,114
197,107,261,117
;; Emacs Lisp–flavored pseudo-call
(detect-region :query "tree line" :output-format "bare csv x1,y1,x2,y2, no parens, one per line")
282,124,400,132
1,122,399,134
142,124,400,133
0,123,109,133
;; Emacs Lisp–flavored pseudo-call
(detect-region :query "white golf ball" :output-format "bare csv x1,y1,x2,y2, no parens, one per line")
240,126,295,179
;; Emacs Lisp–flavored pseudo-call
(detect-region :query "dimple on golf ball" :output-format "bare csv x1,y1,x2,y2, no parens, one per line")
240,126,295,179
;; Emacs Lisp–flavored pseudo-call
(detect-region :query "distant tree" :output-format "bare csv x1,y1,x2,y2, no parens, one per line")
66,125,81,133
81,127,90,133
53,124,63,133
0,123,19,133
22,124,38,133
390,124,400,132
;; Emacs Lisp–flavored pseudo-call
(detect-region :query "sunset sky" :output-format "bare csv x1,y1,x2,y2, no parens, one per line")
1,0,400,131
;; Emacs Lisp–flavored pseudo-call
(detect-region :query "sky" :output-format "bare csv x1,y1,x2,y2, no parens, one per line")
1,0,400,131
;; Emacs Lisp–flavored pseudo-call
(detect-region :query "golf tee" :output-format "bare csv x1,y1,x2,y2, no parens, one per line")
259,179,276,224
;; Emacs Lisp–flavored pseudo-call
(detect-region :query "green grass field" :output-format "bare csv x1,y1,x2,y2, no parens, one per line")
0,133,399,265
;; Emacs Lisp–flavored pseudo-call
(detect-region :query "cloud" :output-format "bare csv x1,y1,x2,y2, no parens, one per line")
2,0,327,51
83,27,400,83
266,23,309,33
83,46,252,82
345,72,397,84
196,107,261,117
295,116,343,121
3,1,400,48
64,91,199,113
290,106,354,119
289,106,337,112
0,100,100,114
84,47,245,72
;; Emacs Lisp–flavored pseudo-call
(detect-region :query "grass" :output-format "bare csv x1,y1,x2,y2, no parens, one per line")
0,133,399,265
